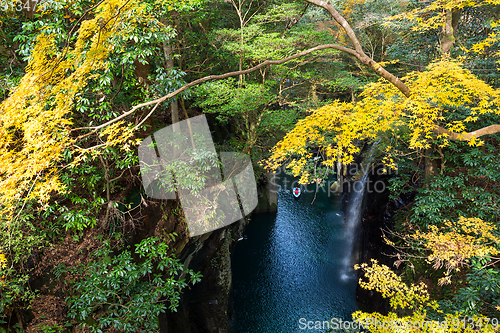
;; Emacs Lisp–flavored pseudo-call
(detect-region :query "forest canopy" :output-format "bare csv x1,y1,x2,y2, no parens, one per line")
0,0,500,331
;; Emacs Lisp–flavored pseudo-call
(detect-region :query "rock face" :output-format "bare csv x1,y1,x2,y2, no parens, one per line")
330,180,342,193
354,166,393,314
354,165,414,314
163,220,247,333
164,172,277,333
254,172,277,214
134,195,248,333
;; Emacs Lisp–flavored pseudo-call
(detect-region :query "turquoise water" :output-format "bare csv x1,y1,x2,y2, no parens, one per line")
231,185,359,332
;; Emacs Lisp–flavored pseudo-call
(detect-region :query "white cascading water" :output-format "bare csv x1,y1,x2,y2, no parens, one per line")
340,171,369,282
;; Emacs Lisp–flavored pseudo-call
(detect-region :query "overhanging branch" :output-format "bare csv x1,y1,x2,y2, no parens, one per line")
73,43,356,135
432,124,500,141
304,0,411,97
304,0,500,143
75,0,500,145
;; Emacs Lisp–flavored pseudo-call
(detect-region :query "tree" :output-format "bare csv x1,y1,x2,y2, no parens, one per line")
67,238,201,332
191,0,350,156
353,258,499,333
266,57,500,181
1,0,500,329
261,1,500,331
65,0,500,178
0,0,201,328
262,1,500,183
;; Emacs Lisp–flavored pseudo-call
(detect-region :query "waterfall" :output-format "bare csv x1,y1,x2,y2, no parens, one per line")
340,171,368,282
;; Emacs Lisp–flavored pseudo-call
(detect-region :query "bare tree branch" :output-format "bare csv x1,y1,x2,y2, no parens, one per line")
72,43,355,133
304,0,500,142
73,0,500,143
432,124,500,141
304,0,411,97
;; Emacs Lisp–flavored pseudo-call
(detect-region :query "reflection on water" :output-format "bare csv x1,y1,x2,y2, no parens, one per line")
231,184,358,333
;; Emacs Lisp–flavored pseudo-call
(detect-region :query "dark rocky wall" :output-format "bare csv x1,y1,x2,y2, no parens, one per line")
162,174,279,333
354,165,415,314
254,172,278,214
163,219,248,333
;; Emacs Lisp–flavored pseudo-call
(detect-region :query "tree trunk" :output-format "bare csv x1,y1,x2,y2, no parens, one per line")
310,83,319,105
90,1,500,142
424,148,438,184
163,41,180,131
441,8,461,54
337,150,343,194
133,59,151,89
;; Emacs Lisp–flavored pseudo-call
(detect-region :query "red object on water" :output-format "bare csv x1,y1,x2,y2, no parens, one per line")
294,188,299,195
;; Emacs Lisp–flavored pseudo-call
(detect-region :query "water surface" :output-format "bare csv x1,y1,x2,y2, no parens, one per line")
231,184,359,332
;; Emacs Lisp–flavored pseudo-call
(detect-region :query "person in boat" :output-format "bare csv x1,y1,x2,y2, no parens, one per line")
293,187,300,197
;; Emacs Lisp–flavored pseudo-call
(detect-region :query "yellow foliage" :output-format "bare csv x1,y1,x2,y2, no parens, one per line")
387,0,500,59
98,121,137,151
388,0,500,32
266,58,500,181
405,58,499,148
355,259,437,312
342,0,366,19
0,250,6,284
471,26,500,58
0,0,156,219
0,252,6,267
381,146,398,170
410,217,500,279
354,260,499,332
265,101,350,183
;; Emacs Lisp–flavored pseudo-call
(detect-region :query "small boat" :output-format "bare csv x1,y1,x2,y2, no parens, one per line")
292,187,301,198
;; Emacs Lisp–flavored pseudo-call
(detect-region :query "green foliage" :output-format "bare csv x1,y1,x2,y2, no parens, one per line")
195,78,275,120
0,270,33,324
29,323,67,333
391,141,500,319
0,74,21,102
67,237,201,333
385,2,500,85
194,77,301,157
1,0,500,330
189,0,365,158
411,143,500,230
0,201,48,321
440,261,500,317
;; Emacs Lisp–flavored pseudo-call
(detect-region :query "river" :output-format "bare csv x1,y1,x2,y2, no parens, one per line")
231,180,359,332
